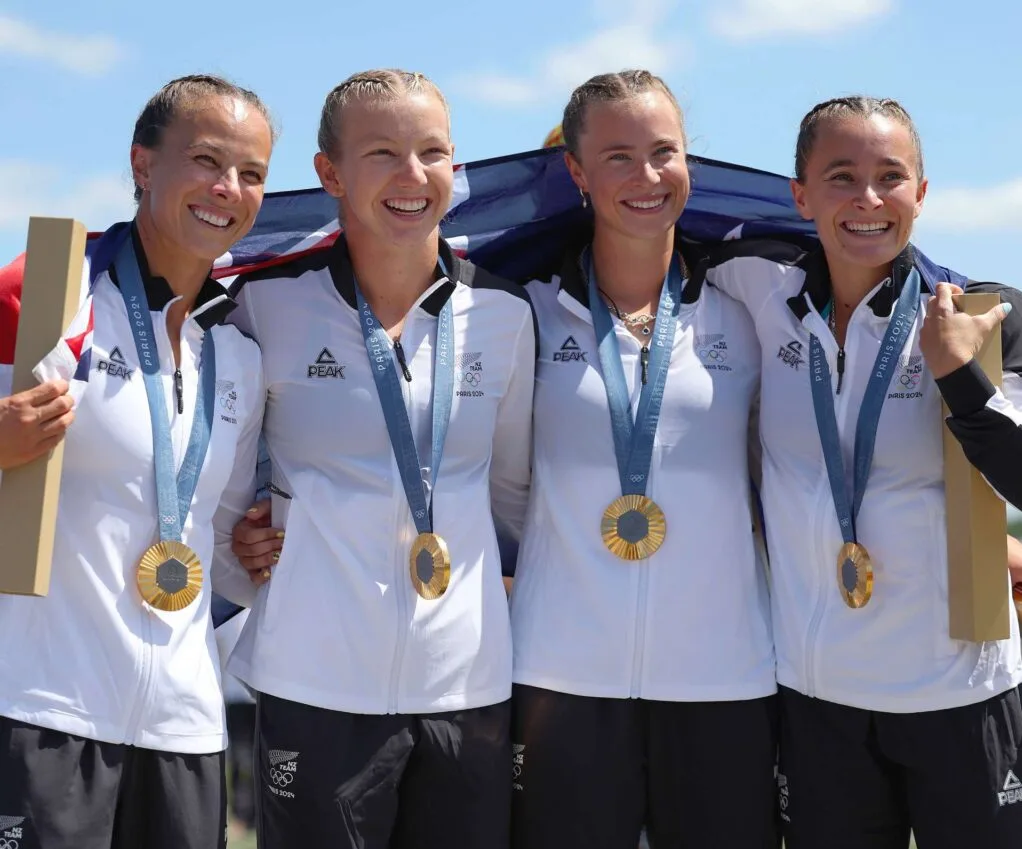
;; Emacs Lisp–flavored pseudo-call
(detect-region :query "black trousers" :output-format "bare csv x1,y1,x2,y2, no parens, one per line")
510,684,780,849
779,685,1022,849
226,701,257,829
255,691,511,849
0,715,226,849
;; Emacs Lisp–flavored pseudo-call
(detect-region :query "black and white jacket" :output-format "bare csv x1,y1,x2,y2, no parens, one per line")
0,228,264,753
224,236,535,714
704,241,1022,713
510,247,775,702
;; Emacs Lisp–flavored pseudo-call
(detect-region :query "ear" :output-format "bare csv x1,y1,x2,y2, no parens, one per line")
314,152,344,199
565,150,587,194
913,176,928,219
130,143,153,194
789,177,813,222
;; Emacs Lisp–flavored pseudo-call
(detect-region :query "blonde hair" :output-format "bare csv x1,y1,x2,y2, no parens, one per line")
317,69,449,158
562,69,684,156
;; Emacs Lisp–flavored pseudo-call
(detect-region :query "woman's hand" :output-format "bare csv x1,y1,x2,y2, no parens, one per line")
0,380,75,470
232,499,284,585
920,283,1012,380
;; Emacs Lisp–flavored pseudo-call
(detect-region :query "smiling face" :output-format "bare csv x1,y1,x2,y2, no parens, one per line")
130,95,272,263
566,90,689,244
314,91,453,249
791,113,927,280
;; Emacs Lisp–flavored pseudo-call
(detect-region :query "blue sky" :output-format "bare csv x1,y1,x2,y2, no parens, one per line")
1,0,1020,285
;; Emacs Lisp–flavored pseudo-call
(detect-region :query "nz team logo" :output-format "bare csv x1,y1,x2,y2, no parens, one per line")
0,816,25,849
216,379,238,425
553,336,589,363
307,348,346,379
456,351,484,398
888,354,924,400
777,339,805,372
95,346,133,381
696,333,732,372
267,749,300,800
512,743,525,791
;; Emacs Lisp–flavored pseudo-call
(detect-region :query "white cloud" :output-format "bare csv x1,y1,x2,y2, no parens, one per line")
711,0,893,40
0,161,135,233
0,14,126,76
918,178,1022,234
454,4,691,108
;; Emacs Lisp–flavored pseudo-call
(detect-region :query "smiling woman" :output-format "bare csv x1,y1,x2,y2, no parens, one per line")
703,94,1022,849
222,69,535,849
0,74,275,849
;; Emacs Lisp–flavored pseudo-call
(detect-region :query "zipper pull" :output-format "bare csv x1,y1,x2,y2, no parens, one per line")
174,368,184,413
393,338,413,383
835,349,845,396
640,345,650,386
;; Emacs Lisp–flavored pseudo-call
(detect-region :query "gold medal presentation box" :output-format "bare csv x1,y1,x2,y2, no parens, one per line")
944,293,1011,642
0,218,87,597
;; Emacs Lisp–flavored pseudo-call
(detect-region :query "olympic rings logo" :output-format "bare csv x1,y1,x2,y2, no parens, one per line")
461,371,481,386
271,769,294,786
898,373,920,389
698,348,727,364
0,839,19,849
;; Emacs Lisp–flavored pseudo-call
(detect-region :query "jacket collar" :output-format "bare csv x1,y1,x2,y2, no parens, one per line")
328,234,460,316
786,243,921,321
557,228,699,308
107,223,236,331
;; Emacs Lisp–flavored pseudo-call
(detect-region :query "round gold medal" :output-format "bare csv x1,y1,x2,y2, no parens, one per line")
601,495,666,561
137,540,203,611
837,542,873,609
409,532,451,600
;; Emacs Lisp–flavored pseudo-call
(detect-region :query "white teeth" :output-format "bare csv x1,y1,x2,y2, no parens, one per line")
844,221,891,233
191,208,231,228
624,197,667,210
386,199,428,213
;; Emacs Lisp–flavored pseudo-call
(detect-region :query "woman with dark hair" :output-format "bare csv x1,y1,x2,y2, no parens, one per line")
704,95,1022,849
0,75,274,849
508,70,777,849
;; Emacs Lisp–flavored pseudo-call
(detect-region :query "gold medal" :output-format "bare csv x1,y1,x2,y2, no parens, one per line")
137,540,203,611
409,532,451,600
837,542,873,609
601,495,666,560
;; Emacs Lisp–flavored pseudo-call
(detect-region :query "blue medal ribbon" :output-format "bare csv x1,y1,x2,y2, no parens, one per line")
586,249,683,498
354,270,454,537
114,238,216,543
808,268,921,546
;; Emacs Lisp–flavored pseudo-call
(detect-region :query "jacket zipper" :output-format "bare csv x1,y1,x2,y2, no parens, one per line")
393,338,413,383
387,333,416,713
629,335,650,696
803,310,854,697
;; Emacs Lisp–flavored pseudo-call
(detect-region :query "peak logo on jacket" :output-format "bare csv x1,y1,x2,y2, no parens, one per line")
95,346,133,380
456,351,484,397
553,336,589,363
307,348,345,379
777,339,805,372
999,770,1022,806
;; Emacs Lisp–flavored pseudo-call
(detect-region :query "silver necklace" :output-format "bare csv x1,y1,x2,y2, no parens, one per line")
600,289,654,335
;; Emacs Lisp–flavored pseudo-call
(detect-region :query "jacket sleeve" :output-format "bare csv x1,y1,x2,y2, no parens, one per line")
210,324,267,608
488,295,536,543
935,283,1022,510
